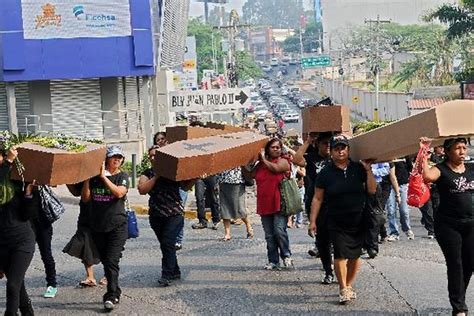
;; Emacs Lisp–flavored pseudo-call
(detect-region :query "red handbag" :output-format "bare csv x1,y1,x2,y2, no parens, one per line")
407,145,431,207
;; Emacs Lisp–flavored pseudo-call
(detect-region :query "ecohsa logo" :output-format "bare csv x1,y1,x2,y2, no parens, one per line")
72,5,117,21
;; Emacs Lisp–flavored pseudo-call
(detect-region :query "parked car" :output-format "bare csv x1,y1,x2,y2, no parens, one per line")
262,64,272,72
270,58,279,67
283,111,300,123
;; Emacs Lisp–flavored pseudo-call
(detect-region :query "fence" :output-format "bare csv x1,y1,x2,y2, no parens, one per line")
316,77,412,121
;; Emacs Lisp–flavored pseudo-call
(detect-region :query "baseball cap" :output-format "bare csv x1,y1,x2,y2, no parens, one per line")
330,135,349,149
106,145,125,158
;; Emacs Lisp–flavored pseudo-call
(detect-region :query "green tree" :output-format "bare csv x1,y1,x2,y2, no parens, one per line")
235,51,263,80
242,0,301,29
424,0,474,39
283,21,322,54
187,19,224,81
424,0,474,81
187,19,262,83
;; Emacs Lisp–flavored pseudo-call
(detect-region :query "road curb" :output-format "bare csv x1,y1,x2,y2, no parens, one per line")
131,204,213,220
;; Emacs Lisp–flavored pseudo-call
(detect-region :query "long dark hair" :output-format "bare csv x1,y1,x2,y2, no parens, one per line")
264,138,283,157
153,132,167,145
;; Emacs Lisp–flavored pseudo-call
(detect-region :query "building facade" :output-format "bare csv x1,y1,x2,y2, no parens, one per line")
1,0,190,154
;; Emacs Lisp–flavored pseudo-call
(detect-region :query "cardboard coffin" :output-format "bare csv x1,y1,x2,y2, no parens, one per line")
349,100,474,162
154,131,268,181
11,142,106,186
205,122,247,132
165,125,234,143
302,105,351,134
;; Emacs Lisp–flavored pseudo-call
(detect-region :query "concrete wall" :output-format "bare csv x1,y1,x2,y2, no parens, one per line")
321,0,456,51
317,77,411,121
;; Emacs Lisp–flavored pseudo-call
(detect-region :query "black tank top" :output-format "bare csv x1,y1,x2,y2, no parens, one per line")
435,162,474,222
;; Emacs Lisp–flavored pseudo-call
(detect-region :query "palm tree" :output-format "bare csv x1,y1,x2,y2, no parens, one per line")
424,0,474,40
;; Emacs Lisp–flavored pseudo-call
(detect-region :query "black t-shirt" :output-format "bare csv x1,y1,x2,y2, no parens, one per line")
89,172,129,232
142,168,184,218
390,158,412,185
0,162,35,251
304,147,330,197
316,160,367,225
435,162,474,222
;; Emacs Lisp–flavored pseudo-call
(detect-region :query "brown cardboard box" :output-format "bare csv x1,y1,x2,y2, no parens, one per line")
11,142,106,186
302,105,351,134
165,125,234,143
154,131,268,181
205,122,247,132
349,100,474,162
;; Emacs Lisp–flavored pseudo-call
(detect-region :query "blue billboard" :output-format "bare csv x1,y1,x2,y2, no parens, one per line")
0,0,155,82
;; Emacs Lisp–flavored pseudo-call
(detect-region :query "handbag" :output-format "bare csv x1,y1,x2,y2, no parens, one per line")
39,185,66,223
407,145,431,207
279,165,303,216
126,198,139,239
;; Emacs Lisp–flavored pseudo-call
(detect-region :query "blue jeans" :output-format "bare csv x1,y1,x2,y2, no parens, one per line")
261,213,291,264
386,184,411,235
294,186,305,225
176,189,188,245
149,215,184,279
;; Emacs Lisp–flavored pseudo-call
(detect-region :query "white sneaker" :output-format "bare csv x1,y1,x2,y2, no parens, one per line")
406,230,415,240
386,234,400,242
282,257,294,269
263,262,280,270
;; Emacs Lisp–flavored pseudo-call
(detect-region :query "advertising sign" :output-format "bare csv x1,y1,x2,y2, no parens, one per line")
21,0,132,39
181,36,198,90
169,88,250,112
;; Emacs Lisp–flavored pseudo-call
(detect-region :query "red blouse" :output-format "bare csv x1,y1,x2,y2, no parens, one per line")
255,157,287,216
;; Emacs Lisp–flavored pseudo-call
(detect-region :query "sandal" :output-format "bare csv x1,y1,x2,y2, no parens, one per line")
221,236,231,241
79,279,97,287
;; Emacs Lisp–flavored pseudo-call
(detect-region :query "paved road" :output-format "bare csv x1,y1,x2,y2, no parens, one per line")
1,198,473,315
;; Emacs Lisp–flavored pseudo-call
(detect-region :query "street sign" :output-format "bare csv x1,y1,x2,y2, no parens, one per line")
301,56,331,68
169,88,250,112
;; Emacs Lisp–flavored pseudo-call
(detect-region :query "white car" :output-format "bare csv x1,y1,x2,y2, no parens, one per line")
281,88,289,96
283,112,300,123
270,58,279,67
262,65,272,72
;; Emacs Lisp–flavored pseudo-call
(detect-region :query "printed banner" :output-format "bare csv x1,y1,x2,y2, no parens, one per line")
21,0,132,39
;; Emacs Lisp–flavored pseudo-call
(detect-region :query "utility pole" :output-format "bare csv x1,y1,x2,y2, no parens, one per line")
365,15,390,121
204,0,209,23
214,10,250,88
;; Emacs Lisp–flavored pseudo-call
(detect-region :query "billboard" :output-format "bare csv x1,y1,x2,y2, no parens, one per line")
21,0,132,39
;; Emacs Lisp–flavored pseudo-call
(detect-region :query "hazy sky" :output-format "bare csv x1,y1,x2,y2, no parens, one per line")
189,0,313,17
189,0,247,17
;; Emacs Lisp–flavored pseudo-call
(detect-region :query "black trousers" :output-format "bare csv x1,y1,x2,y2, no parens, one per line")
195,176,220,224
149,215,184,279
419,200,435,235
31,219,57,287
0,245,34,315
316,212,333,276
92,223,128,302
434,219,474,314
